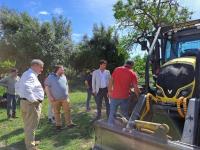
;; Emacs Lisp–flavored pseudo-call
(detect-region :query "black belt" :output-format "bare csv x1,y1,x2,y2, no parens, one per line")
99,87,107,90
21,98,42,103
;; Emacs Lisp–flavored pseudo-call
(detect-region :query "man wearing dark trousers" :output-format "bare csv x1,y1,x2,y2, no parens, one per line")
0,68,20,119
84,70,93,111
92,60,111,120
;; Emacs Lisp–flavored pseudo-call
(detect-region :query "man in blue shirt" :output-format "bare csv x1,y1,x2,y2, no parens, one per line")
45,65,76,131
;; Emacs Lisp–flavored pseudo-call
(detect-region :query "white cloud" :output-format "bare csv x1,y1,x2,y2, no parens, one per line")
53,8,64,15
26,1,38,7
178,0,200,19
72,33,83,42
25,1,42,17
38,11,49,15
73,33,82,37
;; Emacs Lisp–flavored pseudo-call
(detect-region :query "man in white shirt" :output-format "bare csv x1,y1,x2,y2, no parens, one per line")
92,60,111,120
17,59,44,150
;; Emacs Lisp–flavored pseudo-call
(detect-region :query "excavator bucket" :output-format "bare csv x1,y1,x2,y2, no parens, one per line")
93,96,200,150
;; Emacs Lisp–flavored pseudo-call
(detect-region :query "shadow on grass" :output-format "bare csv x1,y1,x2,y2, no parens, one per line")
0,102,95,150
0,118,8,123
0,128,23,141
5,140,25,150
0,128,25,150
36,102,95,148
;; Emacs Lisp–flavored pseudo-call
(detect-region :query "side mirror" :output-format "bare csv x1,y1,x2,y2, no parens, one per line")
141,41,147,51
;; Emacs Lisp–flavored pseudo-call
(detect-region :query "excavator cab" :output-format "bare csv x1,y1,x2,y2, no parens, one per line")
93,20,200,150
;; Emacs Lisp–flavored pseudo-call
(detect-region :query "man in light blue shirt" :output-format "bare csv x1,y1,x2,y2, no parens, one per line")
45,73,68,100
45,65,76,131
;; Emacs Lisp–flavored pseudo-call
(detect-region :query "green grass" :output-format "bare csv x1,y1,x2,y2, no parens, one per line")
0,91,97,150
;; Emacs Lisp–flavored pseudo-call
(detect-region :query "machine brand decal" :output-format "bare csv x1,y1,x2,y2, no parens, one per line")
168,89,172,94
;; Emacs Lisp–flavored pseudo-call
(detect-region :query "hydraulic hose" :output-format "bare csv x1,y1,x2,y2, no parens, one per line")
177,97,185,118
141,93,157,120
183,98,188,116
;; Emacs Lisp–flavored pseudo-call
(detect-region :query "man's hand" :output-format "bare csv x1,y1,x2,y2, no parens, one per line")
108,91,112,98
108,77,113,98
45,86,55,103
32,100,40,104
133,85,140,98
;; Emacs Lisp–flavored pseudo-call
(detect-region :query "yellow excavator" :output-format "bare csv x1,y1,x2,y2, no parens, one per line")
93,19,200,150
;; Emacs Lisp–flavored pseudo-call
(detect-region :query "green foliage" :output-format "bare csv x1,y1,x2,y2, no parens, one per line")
0,60,16,75
0,7,73,74
70,24,129,72
113,0,193,50
0,7,129,75
133,55,146,83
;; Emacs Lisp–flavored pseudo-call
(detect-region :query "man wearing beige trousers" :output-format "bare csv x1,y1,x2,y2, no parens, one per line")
45,65,76,131
16,59,44,150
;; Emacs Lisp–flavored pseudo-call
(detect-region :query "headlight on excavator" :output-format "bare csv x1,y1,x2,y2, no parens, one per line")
177,85,193,98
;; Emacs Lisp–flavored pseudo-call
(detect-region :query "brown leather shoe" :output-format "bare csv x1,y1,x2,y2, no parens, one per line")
67,123,77,128
33,147,41,150
56,126,62,132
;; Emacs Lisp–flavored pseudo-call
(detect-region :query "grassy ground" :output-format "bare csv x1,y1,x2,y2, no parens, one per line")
0,89,97,150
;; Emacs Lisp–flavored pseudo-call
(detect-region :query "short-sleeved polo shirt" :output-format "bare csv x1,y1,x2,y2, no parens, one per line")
111,66,138,99
45,73,68,100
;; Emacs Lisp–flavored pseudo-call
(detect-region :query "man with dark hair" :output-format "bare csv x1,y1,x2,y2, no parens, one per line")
108,60,140,125
17,59,44,150
45,65,76,131
92,59,111,120
0,68,20,119
84,69,94,111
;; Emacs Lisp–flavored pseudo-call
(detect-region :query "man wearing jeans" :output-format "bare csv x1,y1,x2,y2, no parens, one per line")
92,60,111,120
45,65,76,131
84,70,93,111
0,68,20,119
108,60,140,125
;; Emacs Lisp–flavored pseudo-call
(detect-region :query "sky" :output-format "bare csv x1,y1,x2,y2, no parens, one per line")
0,0,116,42
0,0,200,45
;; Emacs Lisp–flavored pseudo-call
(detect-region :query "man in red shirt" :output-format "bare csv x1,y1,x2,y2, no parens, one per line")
108,60,140,125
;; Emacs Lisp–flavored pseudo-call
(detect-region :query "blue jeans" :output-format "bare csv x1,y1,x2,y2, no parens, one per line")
7,94,17,117
108,99,128,125
86,88,92,110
